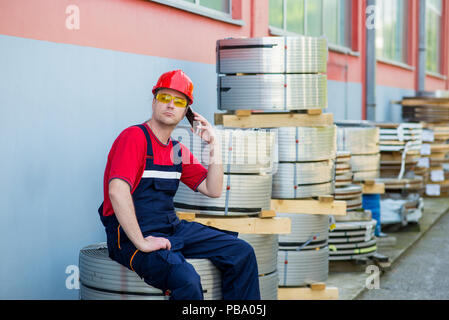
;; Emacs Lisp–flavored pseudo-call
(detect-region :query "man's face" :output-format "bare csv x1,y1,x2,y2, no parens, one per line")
152,88,189,126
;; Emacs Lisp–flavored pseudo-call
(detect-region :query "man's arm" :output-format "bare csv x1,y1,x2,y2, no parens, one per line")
108,178,171,252
190,111,223,198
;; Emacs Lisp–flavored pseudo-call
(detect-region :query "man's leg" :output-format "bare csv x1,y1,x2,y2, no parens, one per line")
174,220,261,300
107,233,203,300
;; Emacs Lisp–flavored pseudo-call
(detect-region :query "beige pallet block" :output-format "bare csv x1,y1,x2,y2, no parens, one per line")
271,196,347,216
176,211,291,234
278,284,339,300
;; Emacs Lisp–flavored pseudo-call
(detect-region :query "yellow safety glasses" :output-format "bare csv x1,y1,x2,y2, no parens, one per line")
155,93,188,108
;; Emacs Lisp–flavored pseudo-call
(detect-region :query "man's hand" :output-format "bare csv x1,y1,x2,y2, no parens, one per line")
137,235,171,253
191,111,216,145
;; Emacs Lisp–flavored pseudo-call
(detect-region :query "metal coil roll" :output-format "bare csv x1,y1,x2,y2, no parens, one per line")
238,234,278,275
337,126,380,155
259,272,279,300
351,154,380,172
277,213,329,244
218,74,327,111
172,126,277,174
216,36,328,74
272,181,334,199
174,173,272,216
277,126,337,162
331,219,377,231
277,246,329,286
79,243,222,300
272,161,335,189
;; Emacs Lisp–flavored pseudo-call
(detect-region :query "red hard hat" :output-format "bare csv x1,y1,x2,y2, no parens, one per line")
152,70,194,104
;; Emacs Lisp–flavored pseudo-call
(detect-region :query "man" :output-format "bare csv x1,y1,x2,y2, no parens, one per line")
98,70,260,300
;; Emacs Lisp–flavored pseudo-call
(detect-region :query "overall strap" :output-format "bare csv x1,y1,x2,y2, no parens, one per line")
135,124,153,157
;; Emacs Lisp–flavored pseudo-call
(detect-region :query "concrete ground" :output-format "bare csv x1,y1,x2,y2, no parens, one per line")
326,198,449,300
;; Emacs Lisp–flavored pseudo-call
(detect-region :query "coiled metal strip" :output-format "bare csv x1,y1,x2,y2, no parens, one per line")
172,126,277,174
238,234,278,275
277,126,337,162
79,243,222,300
218,74,327,111
277,213,329,244
330,239,377,251
259,271,279,300
329,245,377,257
337,126,380,155
277,247,329,287
332,220,377,231
273,161,335,188
174,173,272,216
272,181,334,199
329,234,375,244
351,154,380,172
329,251,376,261
216,36,328,74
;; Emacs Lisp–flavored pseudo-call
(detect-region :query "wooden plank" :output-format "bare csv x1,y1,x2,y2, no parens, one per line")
259,210,277,218
177,215,291,234
310,283,326,291
271,199,347,216
214,112,333,128
176,212,196,221
278,287,339,300
362,183,385,194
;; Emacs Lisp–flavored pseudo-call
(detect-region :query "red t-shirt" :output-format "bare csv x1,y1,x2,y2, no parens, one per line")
101,123,208,216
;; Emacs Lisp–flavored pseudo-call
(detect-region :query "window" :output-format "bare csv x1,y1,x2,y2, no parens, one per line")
426,0,442,73
182,0,230,13
269,0,352,48
375,0,408,63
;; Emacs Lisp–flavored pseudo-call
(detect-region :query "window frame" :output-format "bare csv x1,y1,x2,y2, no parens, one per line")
150,0,244,26
425,0,443,74
268,0,353,51
375,0,409,65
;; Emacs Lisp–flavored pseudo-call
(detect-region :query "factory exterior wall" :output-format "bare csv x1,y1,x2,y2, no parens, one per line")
0,0,448,299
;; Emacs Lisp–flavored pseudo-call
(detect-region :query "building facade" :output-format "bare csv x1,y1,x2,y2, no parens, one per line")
0,0,448,299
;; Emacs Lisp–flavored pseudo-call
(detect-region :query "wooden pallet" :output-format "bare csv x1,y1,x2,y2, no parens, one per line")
278,283,339,300
271,196,347,216
214,109,333,128
357,180,385,194
176,211,291,234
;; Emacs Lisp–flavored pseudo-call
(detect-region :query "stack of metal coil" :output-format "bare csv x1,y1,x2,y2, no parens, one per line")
172,126,276,216
79,243,222,300
333,152,372,222
328,220,378,261
172,126,280,299
337,122,380,181
239,234,279,300
276,214,329,286
217,36,328,112
273,126,337,199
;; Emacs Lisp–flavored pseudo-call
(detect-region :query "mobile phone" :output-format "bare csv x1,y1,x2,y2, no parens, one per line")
186,107,195,127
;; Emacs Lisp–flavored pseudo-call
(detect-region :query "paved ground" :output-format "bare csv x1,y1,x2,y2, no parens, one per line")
357,210,449,300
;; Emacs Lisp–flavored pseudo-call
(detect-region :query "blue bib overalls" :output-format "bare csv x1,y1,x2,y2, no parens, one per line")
98,124,260,300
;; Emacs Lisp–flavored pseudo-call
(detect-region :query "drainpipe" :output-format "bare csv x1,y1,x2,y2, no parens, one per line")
417,0,427,95
365,0,376,121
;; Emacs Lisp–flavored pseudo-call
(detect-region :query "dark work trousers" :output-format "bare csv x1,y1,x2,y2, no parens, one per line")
106,219,261,300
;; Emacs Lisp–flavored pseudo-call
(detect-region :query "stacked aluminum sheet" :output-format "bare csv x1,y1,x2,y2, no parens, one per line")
272,161,335,199
174,173,272,216
274,126,337,199
217,36,328,74
337,123,380,181
217,36,328,112
328,220,377,261
277,126,337,162
218,74,327,111
334,184,363,211
239,234,279,300
172,126,277,174
335,151,353,187
278,245,329,286
79,243,222,300
377,123,423,152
